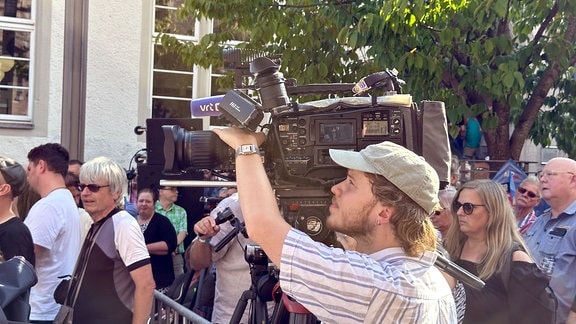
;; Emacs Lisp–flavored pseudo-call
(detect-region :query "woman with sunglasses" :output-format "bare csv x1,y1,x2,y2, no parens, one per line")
444,179,550,324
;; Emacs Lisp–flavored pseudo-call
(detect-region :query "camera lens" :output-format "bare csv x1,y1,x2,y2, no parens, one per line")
162,125,234,174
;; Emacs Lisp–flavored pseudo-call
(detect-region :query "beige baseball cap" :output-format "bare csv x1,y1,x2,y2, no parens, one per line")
329,142,439,214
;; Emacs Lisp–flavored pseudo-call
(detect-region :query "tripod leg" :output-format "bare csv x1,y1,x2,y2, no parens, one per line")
253,296,270,324
230,289,256,324
269,297,289,324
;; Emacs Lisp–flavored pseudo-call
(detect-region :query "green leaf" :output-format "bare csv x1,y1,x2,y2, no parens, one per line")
485,39,494,54
503,73,514,89
349,30,358,48
318,62,328,77
415,54,424,69
513,71,525,88
492,0,508,18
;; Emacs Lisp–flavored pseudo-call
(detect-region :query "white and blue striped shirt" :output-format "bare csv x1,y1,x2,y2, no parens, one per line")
280,229,457,323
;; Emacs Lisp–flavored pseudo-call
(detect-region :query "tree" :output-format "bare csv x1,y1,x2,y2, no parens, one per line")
160,0,576,160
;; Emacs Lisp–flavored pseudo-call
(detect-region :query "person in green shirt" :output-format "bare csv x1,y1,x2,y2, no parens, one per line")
155,185,188,276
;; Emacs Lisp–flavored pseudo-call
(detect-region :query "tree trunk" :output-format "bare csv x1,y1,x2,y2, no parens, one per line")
484,101,513,161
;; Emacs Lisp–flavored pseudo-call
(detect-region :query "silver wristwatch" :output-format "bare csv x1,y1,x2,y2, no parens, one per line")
235,144,260,157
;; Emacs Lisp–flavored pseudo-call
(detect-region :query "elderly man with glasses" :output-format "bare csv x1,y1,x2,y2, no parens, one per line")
513,175,541,235
524,157,576,324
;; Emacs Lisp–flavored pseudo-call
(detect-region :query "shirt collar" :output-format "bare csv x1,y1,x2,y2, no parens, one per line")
369,247,436,268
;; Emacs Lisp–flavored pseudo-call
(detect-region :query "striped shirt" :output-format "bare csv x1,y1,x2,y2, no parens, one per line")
280,229,457,323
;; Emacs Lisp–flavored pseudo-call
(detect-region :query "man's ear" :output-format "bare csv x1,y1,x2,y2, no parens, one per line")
0,183,11,197
377,205,394,224
37,160,48,173
112,191,122,204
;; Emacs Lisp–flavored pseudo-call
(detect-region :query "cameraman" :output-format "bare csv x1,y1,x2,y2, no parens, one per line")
211,127,457,322
190,193,273,323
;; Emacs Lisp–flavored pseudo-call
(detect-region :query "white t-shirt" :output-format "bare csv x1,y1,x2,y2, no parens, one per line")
78,207,93,242
24,188,82,321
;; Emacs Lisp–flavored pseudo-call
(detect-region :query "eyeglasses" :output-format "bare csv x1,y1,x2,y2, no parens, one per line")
77,183,110,193
517,187,538,198
452,201,485,215
537,170,575,179
432,207,447,216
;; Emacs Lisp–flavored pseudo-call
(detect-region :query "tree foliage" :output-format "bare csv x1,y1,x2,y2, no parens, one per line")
160,0,576,159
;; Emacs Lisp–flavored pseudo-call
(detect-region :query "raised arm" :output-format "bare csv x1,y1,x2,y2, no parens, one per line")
212,127,291,266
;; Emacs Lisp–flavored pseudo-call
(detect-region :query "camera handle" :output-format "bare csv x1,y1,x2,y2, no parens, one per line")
213,218,247,253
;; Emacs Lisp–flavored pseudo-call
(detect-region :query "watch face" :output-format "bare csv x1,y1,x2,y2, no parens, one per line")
237,144,258,155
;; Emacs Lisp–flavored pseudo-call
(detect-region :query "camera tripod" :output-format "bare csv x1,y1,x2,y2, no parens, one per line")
229,253,319,324
213,208,319,324
229,260,276,324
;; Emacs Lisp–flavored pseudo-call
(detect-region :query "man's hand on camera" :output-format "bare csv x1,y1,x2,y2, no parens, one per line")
212,127,266,149
194,216,220,241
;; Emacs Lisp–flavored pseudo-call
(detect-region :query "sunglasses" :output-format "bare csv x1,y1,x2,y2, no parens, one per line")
517,187,537,198
452,201,485,215
433,208,445,216
77,183,110,193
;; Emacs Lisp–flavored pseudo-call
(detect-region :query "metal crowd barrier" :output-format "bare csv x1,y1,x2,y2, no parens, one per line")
150,290,211,324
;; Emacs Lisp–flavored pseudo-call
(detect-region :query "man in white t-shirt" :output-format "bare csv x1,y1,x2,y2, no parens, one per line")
24,143,82,323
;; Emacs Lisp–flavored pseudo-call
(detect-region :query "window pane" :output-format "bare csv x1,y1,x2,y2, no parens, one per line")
0,29,30,58
155,1,194,35
0,0,32,20
0,87,26,114
152,98,191,118
153,71,192,98
0,26,29,117
154,44,192,71
211,75,227,96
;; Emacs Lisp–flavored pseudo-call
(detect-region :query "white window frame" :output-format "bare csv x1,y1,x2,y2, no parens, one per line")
151,2,198,114
0,1,36,127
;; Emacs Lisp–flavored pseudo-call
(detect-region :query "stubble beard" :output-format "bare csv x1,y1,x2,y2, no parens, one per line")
327,198,377,237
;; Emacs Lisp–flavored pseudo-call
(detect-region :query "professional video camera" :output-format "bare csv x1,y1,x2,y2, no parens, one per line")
162,49,451,246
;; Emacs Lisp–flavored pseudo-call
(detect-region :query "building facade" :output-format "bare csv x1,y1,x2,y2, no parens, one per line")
0,0,215,166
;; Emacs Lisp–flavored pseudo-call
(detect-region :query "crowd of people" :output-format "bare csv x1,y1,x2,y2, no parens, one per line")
0,130,575,323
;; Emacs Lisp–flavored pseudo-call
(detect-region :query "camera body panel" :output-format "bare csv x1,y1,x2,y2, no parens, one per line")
265,97,420,182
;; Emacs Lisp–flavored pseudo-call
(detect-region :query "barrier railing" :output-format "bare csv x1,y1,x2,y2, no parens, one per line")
150,290,211,324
